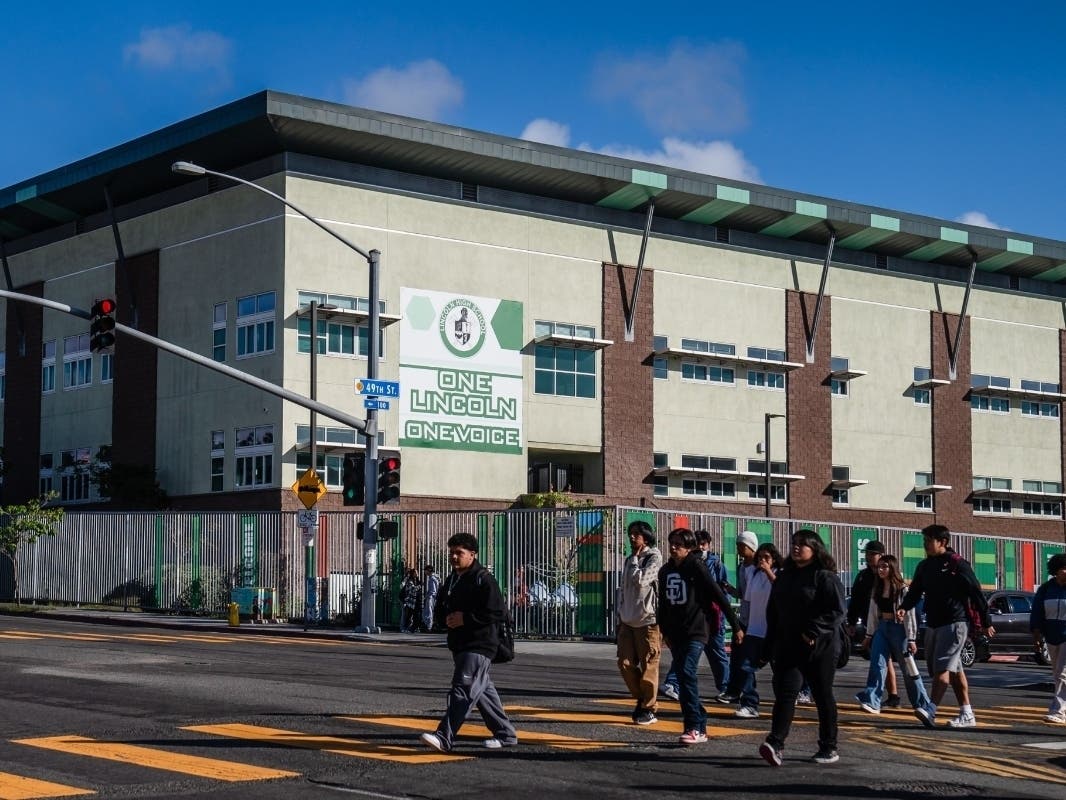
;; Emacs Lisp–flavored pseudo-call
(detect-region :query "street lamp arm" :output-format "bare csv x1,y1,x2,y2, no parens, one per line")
171,161,372,263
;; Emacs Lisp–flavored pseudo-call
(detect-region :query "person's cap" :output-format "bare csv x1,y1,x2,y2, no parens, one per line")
864,540,886,554
737,530,759,551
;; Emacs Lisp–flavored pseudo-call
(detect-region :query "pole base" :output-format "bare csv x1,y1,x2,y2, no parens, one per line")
352,625,381,634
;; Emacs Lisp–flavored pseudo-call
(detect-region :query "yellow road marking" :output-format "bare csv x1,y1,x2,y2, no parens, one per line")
13,735,297,782
851,730,1066,785
0,771,94,799
183,723,468,764
342,715,626,751
508,705,748,737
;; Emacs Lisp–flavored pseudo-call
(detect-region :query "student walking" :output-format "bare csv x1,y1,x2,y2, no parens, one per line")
759,529,846,766
658,528,742,746
730,542,782,719
1030,552,1066,724
855,554,932,715
421,533,517,752
848,540,900,707
616,520,664,725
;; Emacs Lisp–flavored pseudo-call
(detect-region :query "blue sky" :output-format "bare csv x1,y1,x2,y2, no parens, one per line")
4,2,1066,240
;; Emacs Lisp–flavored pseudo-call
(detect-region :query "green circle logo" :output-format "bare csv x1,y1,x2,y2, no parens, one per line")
439,298,487,358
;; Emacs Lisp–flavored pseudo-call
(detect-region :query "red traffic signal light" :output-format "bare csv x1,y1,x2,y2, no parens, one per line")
89,297,117,353
377,456,401,504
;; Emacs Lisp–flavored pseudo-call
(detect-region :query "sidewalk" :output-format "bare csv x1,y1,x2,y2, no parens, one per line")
0,606,617,659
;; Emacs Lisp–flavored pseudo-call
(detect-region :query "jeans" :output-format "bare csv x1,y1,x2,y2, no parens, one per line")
662,619,729,693
857,619,931,711
723,634,763,710
669,638,708,734
1049,641,1066,717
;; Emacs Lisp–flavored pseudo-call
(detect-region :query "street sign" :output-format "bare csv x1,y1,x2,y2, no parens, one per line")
364,398,391,410
356,378,400,397
291,468,327,510
297,508,319,528
555,516,576,538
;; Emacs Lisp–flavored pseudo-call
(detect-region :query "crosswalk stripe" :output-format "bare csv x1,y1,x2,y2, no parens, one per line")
13,735,298,782
183,723,469,764
509,705,748,737
341,715,626,750
0,771,94,799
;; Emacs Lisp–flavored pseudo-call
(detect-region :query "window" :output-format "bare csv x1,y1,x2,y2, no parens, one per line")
683,479,735,497
296,424,384,448
913,367,932,405
236,291,276,358
973,476,1012,491
296,451,347,488
59,447,92,502
534,320,597,398
1023,479,1062,494
831,465,850,505
101,353,114,383
1023,501,1062,517
832,488,849,505
681,362,735,384
0,351,4,401
683,479,708,495
235,424,274,488
680,338,734,356
973,498,1012,514
212,302,227,362
210,430,224,492
747,459,787,475
39,454,54,496
748,483,786,501
42,340,56,393
652,335,668,380
747,369,784,390
297,292,386,359
1021,379,1060,393
1022,400,1059,417
971,374,1010,389
62,334,92,390
971,393,1010,412
831,465,851,481
653,452,668,469
747,346,787,362
682,455,737,471
653,476,668,496
915,494,932,510
830,356,852,397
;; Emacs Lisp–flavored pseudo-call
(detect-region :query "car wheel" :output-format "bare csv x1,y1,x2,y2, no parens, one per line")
1035,641,1051,666
960,638,976,668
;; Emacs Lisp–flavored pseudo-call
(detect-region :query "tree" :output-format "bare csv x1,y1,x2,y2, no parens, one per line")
0,493,64,605
88,460,169,510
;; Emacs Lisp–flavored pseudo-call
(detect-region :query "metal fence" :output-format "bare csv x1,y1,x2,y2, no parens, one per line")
3,506,1062,638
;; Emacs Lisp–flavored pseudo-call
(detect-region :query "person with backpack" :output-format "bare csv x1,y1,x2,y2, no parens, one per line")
660,530,731,701
616,520,664,726
658,528,742,746
1030,552,1066,724
848,540,900,707
898,524,994,729
421,532,517,752
759,529,846,767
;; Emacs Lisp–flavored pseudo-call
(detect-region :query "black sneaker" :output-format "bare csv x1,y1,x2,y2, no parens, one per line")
812,748,839,764
634,710,658,726
885,694,901,708
715,693,739,704
759,741,783,767
631,700,642,723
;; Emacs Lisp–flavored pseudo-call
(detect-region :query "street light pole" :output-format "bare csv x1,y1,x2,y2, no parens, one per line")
764,413,785,519
171,161,383,633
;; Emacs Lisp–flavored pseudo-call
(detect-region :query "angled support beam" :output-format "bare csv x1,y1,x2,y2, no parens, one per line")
0,240,26,356
805,231,836,363
948,257,978,381
104,183,138,329
624,199,656,342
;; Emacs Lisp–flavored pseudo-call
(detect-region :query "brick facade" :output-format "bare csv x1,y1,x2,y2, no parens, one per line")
601,262,654,504
3,281,44,503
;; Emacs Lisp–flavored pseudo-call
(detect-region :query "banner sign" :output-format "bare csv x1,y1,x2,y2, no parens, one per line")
399,288,524,454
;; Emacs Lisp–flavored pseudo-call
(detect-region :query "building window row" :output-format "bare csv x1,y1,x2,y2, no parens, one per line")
39,447,94,503
534,320,598,399
234,424,274,489
236,291,276,358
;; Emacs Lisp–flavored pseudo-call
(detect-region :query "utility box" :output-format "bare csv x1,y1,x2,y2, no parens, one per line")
230,587,277,619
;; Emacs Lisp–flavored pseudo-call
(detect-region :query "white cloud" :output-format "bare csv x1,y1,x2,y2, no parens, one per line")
592,41,749,135
519,118,571,147
343,60,463,121
586,137,762,184
956,211,1010,231
123,24,232,77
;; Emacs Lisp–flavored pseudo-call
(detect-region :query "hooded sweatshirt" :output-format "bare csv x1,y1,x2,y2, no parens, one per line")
617,545,663,627
1031,578,1066,646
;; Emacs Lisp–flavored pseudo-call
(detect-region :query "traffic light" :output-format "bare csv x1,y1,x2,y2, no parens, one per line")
378,456,401,503
342,452,365,506
89,298,117,353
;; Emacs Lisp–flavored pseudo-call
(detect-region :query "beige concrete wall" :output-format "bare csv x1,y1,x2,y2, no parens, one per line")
652,270,787,483
831,298,932,511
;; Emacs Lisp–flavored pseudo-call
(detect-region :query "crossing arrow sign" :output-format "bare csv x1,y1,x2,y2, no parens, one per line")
291,468,327,510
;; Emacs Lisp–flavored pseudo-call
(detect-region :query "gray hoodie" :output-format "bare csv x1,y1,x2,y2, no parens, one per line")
617,546,663,627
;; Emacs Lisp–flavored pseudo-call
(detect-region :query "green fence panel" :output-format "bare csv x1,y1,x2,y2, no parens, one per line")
902,531,924,581
493,514,508,595
1041,544,1064,586
576,510,606,636
972,539,998,588
1002,541,1018,589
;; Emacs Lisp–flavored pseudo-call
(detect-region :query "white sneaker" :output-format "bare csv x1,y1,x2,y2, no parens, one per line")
734,706,759,719
947,713,976,729
1043,712,1066,724
660,684,679,700
421,732,448,751
796,690,814,706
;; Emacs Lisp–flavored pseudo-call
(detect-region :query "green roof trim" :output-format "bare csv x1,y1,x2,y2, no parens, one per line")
796,200,827,218
681,198,745,225
14,185,37,203
1007,238,1034,255
760,212,822,238
838,228,896,250
1032,262,1066,282
905,240,967,262
978,250,1027,272
717,185,750,204
632,169,668,189
941,226,968,244
597,182,663,210
870,214,900,232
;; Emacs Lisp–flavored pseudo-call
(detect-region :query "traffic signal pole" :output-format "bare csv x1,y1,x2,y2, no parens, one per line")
357,249,382,634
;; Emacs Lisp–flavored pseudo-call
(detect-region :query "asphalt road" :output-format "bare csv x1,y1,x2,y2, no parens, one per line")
0,614,1063,800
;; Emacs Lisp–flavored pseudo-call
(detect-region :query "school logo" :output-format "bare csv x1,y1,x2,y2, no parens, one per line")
665,573,688,605
439,298,487,358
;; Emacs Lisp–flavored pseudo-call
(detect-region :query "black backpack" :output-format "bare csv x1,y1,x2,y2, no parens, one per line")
493,612,516,664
